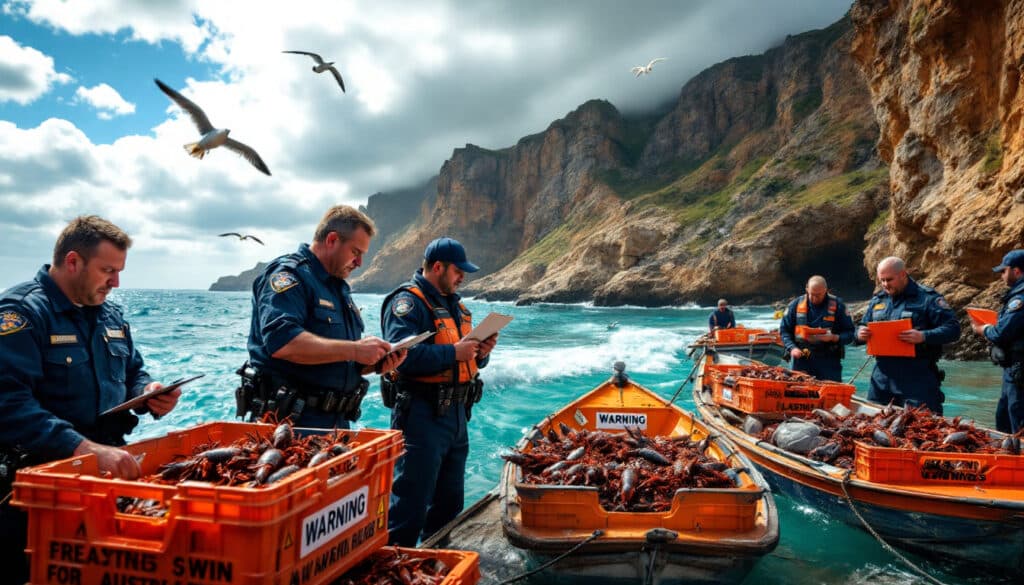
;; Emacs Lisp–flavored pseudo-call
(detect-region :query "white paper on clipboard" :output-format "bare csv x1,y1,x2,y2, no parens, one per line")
390,331,435,353
465,312,513,341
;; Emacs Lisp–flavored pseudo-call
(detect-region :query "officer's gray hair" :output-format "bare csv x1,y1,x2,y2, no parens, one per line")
806,275,827,289
878,256,905,273
313,205,376,243
53,215,132,267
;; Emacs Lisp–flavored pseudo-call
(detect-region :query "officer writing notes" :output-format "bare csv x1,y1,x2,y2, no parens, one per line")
243,205,405,429
855,256,960,414
381,237,498,546
708,298,736,331
971,250,1024,433
779,275,855,381
0,216,181,583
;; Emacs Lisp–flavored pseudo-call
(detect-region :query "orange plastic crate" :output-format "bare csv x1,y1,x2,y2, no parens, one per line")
516,481,761,533
854,442,1024,486
713,327,770,344
13,422,403,585
336,546,480,585
706,363,854,415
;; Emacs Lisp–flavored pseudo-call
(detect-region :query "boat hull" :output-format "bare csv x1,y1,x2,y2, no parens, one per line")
691,351,1024,577
500,376,779,585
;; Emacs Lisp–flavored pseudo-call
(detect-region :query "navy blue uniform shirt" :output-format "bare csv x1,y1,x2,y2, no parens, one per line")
708,309,736,331
247,244,365,391
382,270,489,377
985,278,1024,380
779,295,855,353
858,278,960,355
0,266,152,459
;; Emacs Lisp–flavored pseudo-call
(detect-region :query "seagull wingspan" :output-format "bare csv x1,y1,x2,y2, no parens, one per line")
283,50,325,65
218,232,242,238
154,78,214,134
245,235,265,245
327,66,346,92
647,57,667,68
223,138,272,176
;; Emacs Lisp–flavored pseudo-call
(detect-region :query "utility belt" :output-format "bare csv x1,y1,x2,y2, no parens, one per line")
990,345,1024,385
0,446,30,500
235,362,369,422
795,341,845,358
381,376,483,418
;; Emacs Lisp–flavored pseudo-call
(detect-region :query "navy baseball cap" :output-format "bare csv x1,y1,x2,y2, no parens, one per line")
993,249,1024,272
424,237,479,273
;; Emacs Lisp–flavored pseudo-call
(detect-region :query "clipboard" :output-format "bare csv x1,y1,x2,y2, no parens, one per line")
99,374,204,416
795,325,830,340
966,307,998,326
866,319,915,357
389,331,435,353
466,312,513,341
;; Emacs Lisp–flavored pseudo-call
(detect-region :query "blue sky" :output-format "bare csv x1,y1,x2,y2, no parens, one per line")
0,0,853,290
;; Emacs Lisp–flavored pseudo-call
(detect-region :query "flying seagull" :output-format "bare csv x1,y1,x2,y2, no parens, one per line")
153,78,271,176
282,51,346,92
218,232,265,245
631,57,667,77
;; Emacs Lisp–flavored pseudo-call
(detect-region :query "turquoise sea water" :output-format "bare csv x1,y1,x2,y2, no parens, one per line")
114,290,1004,585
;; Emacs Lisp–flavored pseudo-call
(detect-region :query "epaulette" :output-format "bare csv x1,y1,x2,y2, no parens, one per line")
0,281,39,303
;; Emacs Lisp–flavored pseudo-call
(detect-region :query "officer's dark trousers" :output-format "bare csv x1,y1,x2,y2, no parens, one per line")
0,501,29,584
790,355,842,382
867,359,943,415
388,395,468,547
995,378,1024,434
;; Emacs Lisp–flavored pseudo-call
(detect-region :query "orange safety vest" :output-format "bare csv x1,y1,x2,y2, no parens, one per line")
795,294,837,338
400,285,479,385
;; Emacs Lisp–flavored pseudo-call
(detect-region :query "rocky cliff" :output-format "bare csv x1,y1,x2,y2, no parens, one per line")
851,0,1024,357
354,16,889,306
209,262,267,292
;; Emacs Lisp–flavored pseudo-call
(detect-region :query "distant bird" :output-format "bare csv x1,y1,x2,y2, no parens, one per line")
153,78,271,176
218,232,265,245
631,57,667,77
607,321,619,330
282,51,346,92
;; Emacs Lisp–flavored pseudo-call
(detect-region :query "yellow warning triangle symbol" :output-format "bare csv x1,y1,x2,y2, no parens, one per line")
75,522,86,539
283,530,293,550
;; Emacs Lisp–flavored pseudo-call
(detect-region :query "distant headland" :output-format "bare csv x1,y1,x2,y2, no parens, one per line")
208,262,266,291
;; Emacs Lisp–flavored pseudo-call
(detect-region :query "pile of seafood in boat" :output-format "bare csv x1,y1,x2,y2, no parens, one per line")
115,422,357,517
728,403,1023,468
335,549,453,585
502,423,735,512
722,364,815,383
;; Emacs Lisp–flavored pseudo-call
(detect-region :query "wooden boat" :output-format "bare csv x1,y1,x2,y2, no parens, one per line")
488,363,778,585
688,327,787,366
691,350,1024,578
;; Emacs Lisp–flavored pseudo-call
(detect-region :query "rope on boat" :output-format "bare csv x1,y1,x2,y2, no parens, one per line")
846,355,875,385
668,356,703,406
839,471,948,585
496,529,604,585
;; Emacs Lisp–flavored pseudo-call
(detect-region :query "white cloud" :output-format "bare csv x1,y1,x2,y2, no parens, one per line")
3,0,210,53
0,35,73,104
74,83,136,119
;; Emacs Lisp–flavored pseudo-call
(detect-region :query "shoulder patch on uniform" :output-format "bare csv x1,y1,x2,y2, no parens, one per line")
392,297,414,317
0,310,28,336
270,271,299,293
1009,298,1023,312
935,297,951,310
873,303,886,310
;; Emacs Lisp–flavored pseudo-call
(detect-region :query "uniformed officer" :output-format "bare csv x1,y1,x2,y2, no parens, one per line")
708,298,736,331
381,237,498,546
244,205,405,429
779,275,855,381
971,250,1024,433
0,216,180,583
855,256,960,414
